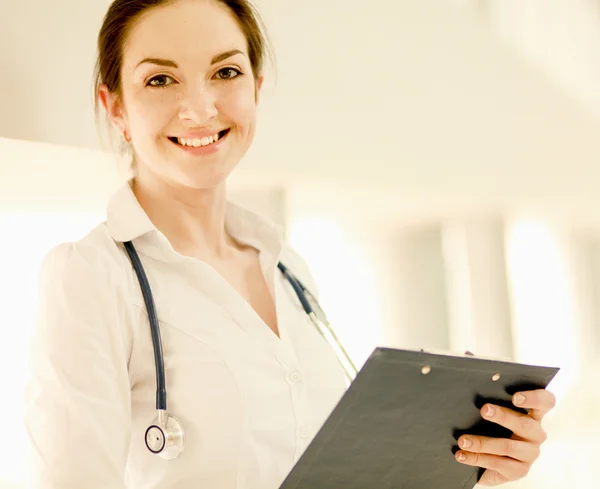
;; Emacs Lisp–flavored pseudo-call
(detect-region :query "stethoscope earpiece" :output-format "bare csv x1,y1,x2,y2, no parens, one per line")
145,410,185,460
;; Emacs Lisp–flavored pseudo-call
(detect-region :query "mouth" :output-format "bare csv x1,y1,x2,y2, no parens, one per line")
168,129,230,148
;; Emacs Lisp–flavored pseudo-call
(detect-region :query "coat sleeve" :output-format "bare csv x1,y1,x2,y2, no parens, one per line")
24,242,133,489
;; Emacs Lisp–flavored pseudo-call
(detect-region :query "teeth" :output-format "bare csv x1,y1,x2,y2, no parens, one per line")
177,132,222,148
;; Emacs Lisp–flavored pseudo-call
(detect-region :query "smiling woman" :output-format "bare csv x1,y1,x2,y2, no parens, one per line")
23,1,352,488
93,0,270,187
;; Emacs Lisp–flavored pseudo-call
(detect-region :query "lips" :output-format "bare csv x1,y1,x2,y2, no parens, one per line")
168,129,230,148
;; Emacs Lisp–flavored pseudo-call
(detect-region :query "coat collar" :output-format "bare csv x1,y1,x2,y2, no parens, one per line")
106,180,284,263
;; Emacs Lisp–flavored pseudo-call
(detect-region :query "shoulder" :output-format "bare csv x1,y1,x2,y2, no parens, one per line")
33,223,135,355
39,222,130,293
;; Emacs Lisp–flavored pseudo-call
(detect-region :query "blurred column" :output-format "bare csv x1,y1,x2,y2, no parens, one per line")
586,240,600,360
499,222,600,489
441,218,514,359
559,231,600,368
382,224,451,352
285,203,387,368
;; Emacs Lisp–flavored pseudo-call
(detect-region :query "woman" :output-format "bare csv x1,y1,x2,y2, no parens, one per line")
24,0,556,487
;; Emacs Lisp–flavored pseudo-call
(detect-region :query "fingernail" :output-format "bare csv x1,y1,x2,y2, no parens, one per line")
460,437,472,448
514,394,526,406
457,452,467,462
485,405,496,417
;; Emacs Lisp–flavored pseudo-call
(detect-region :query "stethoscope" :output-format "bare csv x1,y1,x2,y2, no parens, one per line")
123,240,357,460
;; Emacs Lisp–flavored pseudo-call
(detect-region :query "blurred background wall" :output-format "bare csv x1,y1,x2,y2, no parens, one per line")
2,0,600,487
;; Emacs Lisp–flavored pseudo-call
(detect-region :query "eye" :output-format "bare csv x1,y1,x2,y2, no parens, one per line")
147,74,174,88
215,68,242,80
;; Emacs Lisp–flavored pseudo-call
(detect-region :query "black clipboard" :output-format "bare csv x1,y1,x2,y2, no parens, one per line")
279,347,559,489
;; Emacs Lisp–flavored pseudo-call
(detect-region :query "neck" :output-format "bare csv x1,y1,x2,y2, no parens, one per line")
132,172,236,260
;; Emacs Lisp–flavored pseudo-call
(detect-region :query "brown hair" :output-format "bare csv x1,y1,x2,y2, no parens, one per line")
93,0,272,136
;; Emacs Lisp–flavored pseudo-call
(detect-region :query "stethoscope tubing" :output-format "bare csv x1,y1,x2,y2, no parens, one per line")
125,242,357,414
124,241,168,411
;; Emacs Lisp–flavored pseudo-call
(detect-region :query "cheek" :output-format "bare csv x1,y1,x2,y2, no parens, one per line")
128,91,177,135
220,84,258,130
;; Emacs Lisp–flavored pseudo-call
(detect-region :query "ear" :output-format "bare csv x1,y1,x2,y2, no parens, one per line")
254,74,264,103
98,84,128,137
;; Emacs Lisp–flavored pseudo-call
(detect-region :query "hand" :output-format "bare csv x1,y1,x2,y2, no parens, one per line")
454,389,556,486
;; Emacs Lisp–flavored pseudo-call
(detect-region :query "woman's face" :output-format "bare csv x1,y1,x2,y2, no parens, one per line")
101,0,263,190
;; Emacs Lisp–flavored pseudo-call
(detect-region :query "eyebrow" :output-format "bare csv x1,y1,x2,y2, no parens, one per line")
135,49,245,70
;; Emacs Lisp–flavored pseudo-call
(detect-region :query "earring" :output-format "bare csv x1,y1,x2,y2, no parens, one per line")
124,131,131,143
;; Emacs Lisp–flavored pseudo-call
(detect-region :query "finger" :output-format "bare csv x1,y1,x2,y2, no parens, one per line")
512,389,556,421
457,435,540,464
455,451,530,482
481,404,547,443
477,470,511,487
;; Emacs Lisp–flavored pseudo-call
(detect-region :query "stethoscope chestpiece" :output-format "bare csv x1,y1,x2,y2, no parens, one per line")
145,410,185,460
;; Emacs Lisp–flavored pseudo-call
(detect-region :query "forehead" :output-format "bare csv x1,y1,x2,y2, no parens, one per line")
123,0,248,65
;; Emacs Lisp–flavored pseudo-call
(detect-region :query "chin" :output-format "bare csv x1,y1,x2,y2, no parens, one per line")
140,140,245,191
175,163,237,191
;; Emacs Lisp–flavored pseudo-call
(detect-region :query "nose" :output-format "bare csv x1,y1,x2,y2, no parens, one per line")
178,81,218,124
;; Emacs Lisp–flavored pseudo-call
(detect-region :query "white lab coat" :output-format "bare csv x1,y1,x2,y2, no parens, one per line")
24,181,348,489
